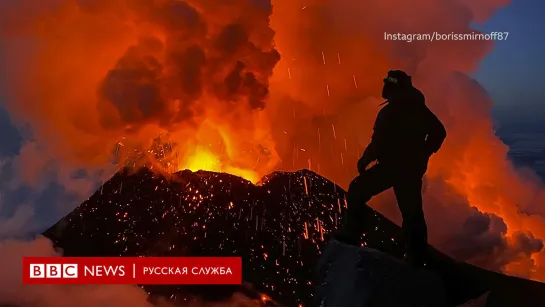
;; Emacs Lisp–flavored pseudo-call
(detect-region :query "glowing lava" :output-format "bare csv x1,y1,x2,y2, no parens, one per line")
182,146,261,183
175,119,265,183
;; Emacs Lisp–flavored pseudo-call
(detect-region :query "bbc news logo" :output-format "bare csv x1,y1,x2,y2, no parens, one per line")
23,257,242,285
30,263,79,278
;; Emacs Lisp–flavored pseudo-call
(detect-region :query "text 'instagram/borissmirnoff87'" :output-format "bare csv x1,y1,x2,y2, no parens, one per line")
384,31,509,43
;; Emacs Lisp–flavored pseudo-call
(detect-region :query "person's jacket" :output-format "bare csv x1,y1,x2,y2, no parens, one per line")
361,86,446,168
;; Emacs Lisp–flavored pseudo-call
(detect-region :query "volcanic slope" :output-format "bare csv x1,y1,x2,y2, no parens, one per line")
43,167,545,306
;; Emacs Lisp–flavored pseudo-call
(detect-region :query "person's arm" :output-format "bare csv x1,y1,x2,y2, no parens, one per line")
358,109,386,172
423,107,447,155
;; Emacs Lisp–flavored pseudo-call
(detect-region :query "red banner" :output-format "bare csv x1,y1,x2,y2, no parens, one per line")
22,257,242,285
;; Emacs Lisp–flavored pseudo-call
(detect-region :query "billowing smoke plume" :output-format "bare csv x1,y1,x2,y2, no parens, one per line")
2,0,545,287
0,0,281,183
97,1,279,131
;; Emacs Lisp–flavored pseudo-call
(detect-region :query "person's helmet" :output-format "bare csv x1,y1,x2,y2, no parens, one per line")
382,70,412,100
384,70,412,87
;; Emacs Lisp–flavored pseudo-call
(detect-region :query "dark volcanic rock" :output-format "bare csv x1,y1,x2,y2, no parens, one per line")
43,167,545,307
314,239,448,307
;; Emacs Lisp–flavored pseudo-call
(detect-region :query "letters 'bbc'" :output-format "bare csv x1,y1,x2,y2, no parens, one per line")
29,264,78,278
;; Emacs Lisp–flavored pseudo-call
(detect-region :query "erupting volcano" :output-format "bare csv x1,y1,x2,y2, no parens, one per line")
2,0,545,302
41,167,545,306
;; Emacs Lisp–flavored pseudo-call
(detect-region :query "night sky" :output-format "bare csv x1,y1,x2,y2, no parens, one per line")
474,0,545,127
0,1,543,237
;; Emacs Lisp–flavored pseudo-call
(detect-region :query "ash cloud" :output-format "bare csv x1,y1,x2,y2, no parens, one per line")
98,0,280,133
0,0,280,169
372,178,544,276
437,208,543,274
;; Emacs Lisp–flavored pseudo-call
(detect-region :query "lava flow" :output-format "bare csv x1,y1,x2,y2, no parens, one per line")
2,0,545,283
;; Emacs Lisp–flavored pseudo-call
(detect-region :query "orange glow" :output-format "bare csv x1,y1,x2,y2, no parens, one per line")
115,116,273,184
174,119,264,183
260,294,271,302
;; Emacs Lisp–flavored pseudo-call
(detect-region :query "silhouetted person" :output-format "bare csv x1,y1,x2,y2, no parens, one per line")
338,70,447,267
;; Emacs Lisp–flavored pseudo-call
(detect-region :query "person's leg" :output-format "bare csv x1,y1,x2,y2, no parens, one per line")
337,164,393,244
393,175,428,266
